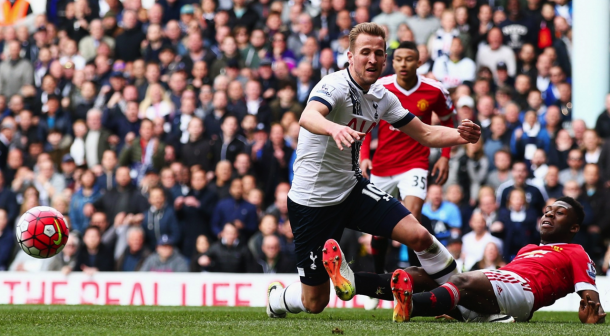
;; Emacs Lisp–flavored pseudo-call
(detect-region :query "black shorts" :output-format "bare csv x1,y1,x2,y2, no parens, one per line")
288,178,411,286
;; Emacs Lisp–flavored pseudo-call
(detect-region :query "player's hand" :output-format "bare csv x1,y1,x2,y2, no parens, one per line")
329,125,365,151
579,293,606,324
431,156,449,185
457,119,481,144
360,159,373,179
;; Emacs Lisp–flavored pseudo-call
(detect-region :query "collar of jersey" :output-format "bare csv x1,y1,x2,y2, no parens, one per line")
393,74,421,96
539,243,568,246
346,68,367,93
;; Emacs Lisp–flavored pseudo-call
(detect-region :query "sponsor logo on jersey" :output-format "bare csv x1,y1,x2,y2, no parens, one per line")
417,99,429,111
317,83,336,97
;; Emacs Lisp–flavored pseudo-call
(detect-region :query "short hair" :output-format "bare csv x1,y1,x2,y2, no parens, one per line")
555,196,585,225
395,41,419,57
349,22,386,52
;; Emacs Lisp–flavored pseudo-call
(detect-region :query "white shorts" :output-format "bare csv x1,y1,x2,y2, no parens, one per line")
481,269,535,322
370,168,428,201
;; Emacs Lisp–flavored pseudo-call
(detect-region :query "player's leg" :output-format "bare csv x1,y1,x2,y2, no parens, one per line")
390,214,458,284
267,198,346,316
390,268,500,322
350,266,439,301
397,168,428,221
369,174,399,274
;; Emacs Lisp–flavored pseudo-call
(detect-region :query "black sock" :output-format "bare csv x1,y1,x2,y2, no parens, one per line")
354,272,394,301
411,283,460,317
370,236,388,274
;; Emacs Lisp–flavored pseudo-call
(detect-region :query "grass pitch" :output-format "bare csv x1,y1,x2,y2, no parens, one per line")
0,305,607,335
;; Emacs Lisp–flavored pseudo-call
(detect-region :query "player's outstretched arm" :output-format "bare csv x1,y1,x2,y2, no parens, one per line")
578,291,606,324
399,117,481,148
299,100,365,151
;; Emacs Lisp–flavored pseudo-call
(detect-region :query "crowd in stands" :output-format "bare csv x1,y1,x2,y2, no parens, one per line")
1,0,609,276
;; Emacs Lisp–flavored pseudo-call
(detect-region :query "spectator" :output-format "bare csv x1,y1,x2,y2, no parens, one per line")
208,160,233,200
92,166,146,227
484,116,510,170
0,209,14,271
405,0,440,45
547,129,576,170
212,115,246,166
428,9,460,62
190,235,212,272
582,164,609,238
497,161,547,215
461,213,503,271
73,226,115,273
0,41,34,98
0,170,19,224
248,214,279,260
371,0,407,43
510,110,549,162
530,148,549,182
38,95,72,141
175,169,218,258
139,234,188,272
583,129,602,164
84,109,113,169
544,165,563,199
115,10,146,62
206,222,252,273
115,226,151,272
264,183,290,224
469,242,506,271
432,37,475,89
422,184,461,245
270,80,304,122
180,118,213,170
595,94,610,139
95,150,118,192
46,234,79,274
472,193,502,235
475,27,516,82
78,19,115,61
211,178,258,239
68,169,102,234
142,186,181,250
464,139,489,204
35,159,66,205
253,235,296,273
119,118,165,178
204,90,229,139
499,189,539,261
559,149,585,186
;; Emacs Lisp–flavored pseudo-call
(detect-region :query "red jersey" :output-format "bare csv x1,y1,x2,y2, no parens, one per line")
501,243,597,312
361,75,455,176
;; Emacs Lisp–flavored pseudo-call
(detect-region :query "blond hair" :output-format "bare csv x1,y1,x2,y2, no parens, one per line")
349,22,386,52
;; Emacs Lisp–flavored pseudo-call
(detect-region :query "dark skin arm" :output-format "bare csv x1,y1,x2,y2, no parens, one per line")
579,290,606,324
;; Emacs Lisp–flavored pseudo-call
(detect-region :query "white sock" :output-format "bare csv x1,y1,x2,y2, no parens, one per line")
415,235,460,284
269,283,306,314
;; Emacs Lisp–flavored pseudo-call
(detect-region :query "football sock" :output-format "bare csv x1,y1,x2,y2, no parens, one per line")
411,283,460,317
270,283,306,315
370,235,388,274
354,272,394,301
415,236,459,284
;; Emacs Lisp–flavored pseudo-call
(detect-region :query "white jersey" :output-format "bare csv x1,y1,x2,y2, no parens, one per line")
288,69,414,207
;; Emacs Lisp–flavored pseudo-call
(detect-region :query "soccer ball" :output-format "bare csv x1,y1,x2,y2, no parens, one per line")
15,206,70,259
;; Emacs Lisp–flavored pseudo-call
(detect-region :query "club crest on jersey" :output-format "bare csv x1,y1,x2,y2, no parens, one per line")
587,261,596,280
317,83,335,97
417,99,429,111
310,251,318,270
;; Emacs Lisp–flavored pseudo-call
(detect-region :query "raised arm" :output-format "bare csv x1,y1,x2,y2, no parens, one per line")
579,290,606,324
299,100,365,151
399,117,480,148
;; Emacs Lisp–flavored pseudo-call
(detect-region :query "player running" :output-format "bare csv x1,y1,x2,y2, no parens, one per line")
323,197,606,324
266,23,480,318
360,41,455,284
361,41,454,221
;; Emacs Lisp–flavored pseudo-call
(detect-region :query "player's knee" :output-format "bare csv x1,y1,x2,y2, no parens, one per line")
447,273,473,290
302,294,329,314
409,226,433,252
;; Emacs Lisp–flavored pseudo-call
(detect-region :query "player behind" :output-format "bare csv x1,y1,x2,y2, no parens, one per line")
360,41,455,277
325,197,606,324
266,22,481,318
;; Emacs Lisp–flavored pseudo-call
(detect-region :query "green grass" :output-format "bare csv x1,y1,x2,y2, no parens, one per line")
0,306,607,335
